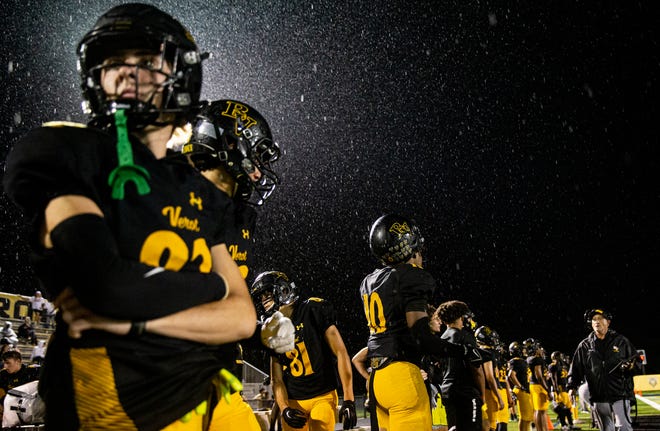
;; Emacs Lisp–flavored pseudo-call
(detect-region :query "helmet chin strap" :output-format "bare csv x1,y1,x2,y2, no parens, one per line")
108,109,151,199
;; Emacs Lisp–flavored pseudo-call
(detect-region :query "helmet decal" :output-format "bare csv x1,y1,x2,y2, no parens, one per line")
183,99,281,205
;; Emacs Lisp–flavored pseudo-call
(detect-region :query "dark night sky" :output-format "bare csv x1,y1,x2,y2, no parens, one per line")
1,0,659,381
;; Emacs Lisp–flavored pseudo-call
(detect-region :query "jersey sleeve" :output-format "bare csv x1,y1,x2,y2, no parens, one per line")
397,264,436,312
308,297,338,333
208,184,236,247
3,125,94,218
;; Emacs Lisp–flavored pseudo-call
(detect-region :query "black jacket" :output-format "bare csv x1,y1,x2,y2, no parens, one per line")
567,329,641,403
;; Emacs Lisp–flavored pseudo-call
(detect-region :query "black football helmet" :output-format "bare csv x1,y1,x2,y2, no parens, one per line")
250,271,299,318
523,338,543,356
475,325,500,349
369,214,424,265
182,100,281,204
77,3,204,128
509,341,522,358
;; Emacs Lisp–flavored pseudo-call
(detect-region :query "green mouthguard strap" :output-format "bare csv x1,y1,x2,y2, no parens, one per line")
108,109,151,199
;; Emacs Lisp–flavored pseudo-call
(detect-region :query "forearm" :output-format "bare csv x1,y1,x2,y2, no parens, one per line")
146,292,256,344
47,199,226,319
60,243,256,344
353,361,370,381
351,347,370,380
409,316,465,357
271,361,290,410
337,353,355,401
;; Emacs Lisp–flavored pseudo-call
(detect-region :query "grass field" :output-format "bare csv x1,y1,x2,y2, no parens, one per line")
499,391,660,430
348,391,660,430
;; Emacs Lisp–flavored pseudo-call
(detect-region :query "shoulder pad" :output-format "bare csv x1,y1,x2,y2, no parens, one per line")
42,121,87,128
307,297,325,303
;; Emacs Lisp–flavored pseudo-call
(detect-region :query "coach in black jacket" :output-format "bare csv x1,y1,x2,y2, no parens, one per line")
567,308,641,431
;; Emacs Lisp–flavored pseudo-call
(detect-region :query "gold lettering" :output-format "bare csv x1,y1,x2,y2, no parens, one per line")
162,206,201,232
228,244,248,261
221,100,257,128
389,221,411,235
242,229,250,239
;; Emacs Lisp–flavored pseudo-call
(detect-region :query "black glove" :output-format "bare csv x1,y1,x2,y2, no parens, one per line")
620,359,635,371
338,400,357,430
463,344,483,365
282,407,307,428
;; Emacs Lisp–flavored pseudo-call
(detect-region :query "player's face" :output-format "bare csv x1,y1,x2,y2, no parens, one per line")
429,314,441,333
3,358,21,374
100,49,171,108
260,291,275,313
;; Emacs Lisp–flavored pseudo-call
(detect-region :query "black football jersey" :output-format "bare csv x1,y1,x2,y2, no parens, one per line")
508,357,530,391
274,297,339,400
226,203,257,282
3,123,236,430
216,202,258,378
548,361,569,392
493,350,508,390
438,327,481,399
527,355,547,385
359,263,435,365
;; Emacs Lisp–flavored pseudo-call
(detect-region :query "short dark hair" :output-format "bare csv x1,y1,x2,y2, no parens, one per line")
437,300,471,324
1,350,22,362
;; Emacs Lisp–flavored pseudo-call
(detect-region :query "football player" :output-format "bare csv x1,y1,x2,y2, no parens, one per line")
475,326,510,431
548,351,576,430
508,341,534,431
434,301,485,431
525,338,551,431
3,4,257,430
176,99,291,431
251,271,357,431
360,214,483,431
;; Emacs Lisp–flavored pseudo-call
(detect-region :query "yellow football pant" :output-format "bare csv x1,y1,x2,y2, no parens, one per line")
513,387,534,422
497,387,510,424
208,391,261,431
372,361,432,431
283,390,338,431
530,384,550,411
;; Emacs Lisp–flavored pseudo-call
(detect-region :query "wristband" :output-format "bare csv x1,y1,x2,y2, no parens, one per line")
129,321,146,337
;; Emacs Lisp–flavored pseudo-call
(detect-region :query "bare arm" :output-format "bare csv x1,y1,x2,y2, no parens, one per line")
508,369,522,390
271,357,291,411
60,243,256,344
325,325,354,401
145,244,256,343
406,310,426,328
351,346,370,381
44,195,234,320
534,364,550,393
483,360,505,410
42,194,102,246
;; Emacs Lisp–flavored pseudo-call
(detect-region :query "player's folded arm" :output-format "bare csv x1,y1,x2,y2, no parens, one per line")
50,213,227,320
